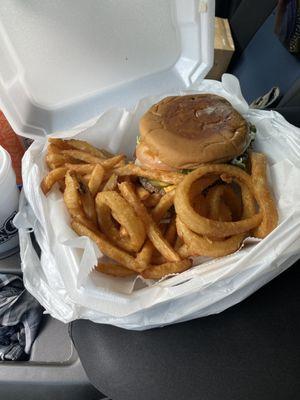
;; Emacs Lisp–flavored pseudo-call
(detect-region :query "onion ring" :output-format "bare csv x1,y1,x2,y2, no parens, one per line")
174,164,262,238
176,217,246,258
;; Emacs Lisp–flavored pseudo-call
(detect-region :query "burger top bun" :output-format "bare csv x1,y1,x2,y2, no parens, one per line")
139,94,249,169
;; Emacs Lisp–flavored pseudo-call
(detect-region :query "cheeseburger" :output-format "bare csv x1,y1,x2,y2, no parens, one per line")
136,94,255,192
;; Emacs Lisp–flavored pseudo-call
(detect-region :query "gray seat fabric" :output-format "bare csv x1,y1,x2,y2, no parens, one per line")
216,0,242,19
229,0,277,54
216,0,277,54
279,78,300,107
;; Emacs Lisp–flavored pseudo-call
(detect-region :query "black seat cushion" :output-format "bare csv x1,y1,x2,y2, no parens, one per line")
70,261,300,400
229,0,277,54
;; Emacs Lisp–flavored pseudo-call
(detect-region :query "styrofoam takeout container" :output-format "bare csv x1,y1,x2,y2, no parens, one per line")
0,145,19,257
1,0,300,329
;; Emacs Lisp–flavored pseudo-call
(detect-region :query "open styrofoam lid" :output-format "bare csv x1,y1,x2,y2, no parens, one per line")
0,0,214,137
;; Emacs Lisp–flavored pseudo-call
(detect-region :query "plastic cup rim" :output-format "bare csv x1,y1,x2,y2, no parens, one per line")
0,145,11,185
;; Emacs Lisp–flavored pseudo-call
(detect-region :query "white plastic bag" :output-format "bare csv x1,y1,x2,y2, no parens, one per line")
16,75,300,329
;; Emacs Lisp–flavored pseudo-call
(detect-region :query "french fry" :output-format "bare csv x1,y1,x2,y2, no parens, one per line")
115,164,184,184
140,196,176,266
151,190,175,222
102,173,118,191
100,154,126,169
71,220,143,272
64,172,96,230
135,192,172,270
48,138,73,150
164,216,177,246
177,243,193,257
150,252,166,265
136,239,154,269
64,163,95,174
80,175,91,187
46,153,73,169
66,139,109,159
206,184,244,222
141,259,192,280
49,138,114,158
41,167,68,194
136,186,151,201
58,179,66,193
96,262,135,277
143,193,162,208
114,157,126,168
77,176,97,225
47,143,65,154
62,150,125,169
250,152,278,238
174,236,184,250
88,164,105,197
119,226,129,238
62,149,104,164
118,182,181,262
99,148,115,158
164,185,176,193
